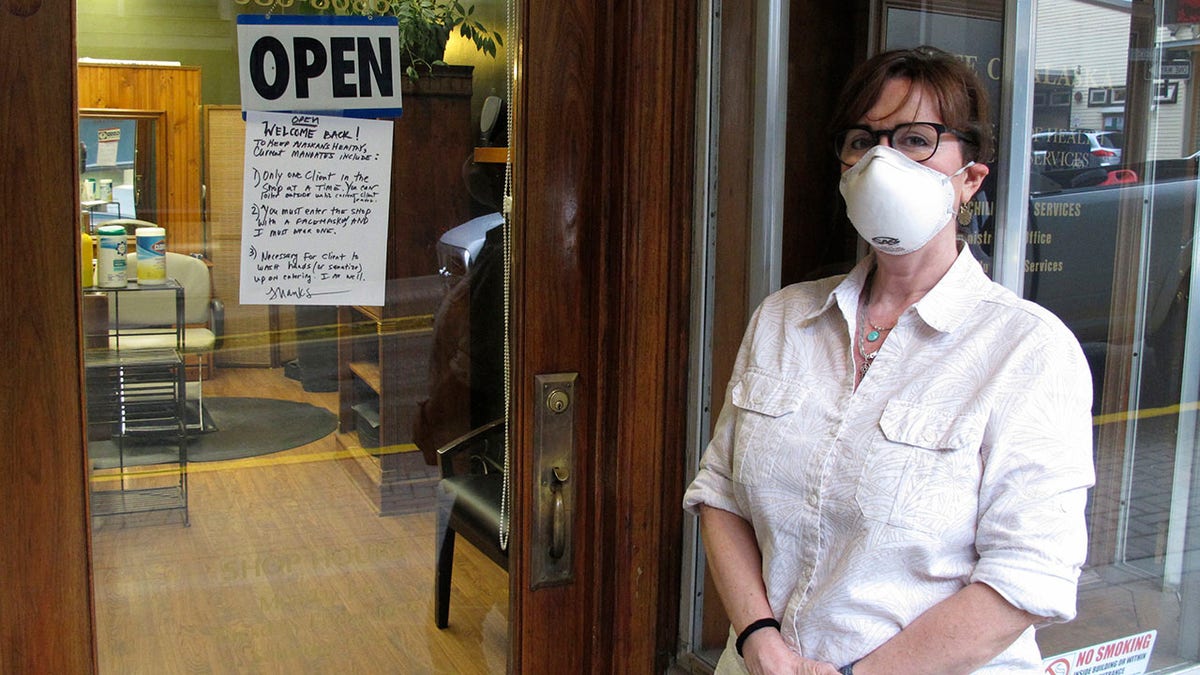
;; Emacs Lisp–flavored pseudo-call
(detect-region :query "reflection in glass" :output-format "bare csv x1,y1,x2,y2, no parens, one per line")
1030,0,1200,671
78,1,511,671
683,0,1200,671
79,109,163,231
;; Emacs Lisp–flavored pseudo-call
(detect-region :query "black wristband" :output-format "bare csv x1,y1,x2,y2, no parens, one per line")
838,659,859,674
735,617,781,657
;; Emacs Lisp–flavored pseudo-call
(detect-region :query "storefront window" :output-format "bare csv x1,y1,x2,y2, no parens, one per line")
76,1,511,671
1028,0,1200,670
683,0,1200,672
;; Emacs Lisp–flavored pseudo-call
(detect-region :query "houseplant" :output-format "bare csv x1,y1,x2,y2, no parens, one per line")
391,0,502,79
306,0,503,79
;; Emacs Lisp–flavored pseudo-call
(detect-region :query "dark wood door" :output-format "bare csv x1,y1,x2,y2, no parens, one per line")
2,0,695,672
508,0,696,671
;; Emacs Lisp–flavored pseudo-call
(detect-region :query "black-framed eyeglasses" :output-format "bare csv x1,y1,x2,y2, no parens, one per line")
834,122,971,166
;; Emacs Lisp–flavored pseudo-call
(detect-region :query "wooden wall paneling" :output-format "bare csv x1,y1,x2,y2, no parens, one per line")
275,305,297,366
329,70,474,516
1,1,96,673
78,64,203,252
203,105,274,367
386,67,475,280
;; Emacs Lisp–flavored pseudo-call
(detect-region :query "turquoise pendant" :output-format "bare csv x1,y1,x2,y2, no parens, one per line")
866,329,881,342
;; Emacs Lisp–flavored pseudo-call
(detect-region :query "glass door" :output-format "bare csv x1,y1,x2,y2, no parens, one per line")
9,0,691,670
76,1,512,670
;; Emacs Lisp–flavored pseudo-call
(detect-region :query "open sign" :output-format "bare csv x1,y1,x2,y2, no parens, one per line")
237,15,403,118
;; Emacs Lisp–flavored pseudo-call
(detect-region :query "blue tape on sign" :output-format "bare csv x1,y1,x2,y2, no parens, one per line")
239,108,403,121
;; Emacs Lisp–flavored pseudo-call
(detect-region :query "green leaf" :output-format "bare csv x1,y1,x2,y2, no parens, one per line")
304,0,500,64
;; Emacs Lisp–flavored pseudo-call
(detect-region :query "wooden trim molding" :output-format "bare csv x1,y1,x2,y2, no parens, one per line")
1,1,97,672
601,0,696,668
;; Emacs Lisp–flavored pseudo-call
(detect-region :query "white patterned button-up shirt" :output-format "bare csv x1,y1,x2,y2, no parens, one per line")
683,248,1095,673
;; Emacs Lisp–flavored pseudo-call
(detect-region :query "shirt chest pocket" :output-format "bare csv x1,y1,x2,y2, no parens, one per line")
729,369,808,486
855,400,985,535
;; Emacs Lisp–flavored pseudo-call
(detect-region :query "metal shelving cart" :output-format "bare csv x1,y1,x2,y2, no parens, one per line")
84,281,188,525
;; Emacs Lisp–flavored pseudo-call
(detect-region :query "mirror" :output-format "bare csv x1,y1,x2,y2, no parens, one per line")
79,108,166,232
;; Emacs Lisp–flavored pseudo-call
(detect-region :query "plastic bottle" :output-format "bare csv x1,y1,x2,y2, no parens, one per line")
135,226,167,285
80,230,94,288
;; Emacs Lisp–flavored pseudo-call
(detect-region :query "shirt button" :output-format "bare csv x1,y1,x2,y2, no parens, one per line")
807,492,818,507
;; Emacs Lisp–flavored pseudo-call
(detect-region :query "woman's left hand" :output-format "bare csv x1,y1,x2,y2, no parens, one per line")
789,659,841,675
741,633,841,675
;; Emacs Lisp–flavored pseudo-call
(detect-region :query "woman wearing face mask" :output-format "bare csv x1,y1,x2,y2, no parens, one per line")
683,46,1094,675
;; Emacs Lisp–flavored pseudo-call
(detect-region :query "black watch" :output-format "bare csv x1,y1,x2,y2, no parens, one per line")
838,662,856,675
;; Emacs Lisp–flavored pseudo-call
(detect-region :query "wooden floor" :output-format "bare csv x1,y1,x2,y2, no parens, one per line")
90,366,508,674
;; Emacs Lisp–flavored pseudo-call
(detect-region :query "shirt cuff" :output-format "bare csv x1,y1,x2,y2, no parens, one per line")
682,470,744,518
971,551,1082,624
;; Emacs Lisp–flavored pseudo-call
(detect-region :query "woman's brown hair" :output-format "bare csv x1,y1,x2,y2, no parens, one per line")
830,45,995,164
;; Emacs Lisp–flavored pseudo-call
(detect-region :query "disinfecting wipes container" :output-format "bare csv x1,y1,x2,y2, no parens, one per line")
96,225,127,288
135,226,166,285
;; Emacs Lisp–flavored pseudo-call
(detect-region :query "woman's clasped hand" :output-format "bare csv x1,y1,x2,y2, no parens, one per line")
740,630,842,675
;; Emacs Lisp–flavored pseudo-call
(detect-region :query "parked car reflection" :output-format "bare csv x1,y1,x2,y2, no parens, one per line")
1031,129,1124,188
1025,155,1195,409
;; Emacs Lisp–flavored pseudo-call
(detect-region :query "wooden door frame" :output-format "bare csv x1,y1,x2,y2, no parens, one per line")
510,0,696,671
2,1,97,672
3,0,695,671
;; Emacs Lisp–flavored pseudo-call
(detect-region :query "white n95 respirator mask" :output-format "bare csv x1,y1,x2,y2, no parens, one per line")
838,145,973,256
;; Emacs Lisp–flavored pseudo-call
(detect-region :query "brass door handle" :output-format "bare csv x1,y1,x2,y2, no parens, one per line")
550,466,569,559
533,373,577,587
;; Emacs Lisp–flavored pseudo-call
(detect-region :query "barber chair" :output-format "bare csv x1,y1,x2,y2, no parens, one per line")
434,418,508,629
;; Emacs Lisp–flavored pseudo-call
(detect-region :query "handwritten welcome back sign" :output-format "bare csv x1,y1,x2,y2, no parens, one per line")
239,111,393,306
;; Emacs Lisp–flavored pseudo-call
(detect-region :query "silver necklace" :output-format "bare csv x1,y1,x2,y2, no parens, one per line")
857,310,881,377
864,319,892,343
857,270,895,378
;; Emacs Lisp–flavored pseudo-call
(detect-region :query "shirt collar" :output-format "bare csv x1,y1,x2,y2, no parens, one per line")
825,254,875,325
911,245,991,333
821,245,990,334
